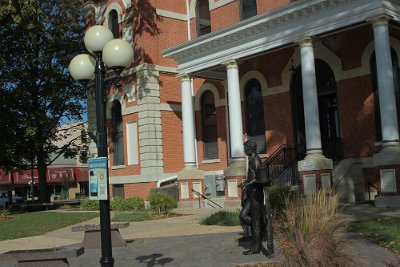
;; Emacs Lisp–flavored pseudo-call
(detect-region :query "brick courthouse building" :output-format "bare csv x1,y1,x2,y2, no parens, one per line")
83,0,400,207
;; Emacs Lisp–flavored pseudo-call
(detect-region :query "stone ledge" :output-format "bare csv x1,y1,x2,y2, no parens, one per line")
375,195,400,208
71,222,129,232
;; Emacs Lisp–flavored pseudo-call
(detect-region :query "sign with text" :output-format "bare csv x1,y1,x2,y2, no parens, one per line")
88,157,108,200
14,169,39,185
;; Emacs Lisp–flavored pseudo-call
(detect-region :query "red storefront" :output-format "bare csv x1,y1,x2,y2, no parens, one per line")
0,171,11,186
0,167,88,199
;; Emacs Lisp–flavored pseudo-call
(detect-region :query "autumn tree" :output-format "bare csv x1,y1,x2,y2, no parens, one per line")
0,0,86,202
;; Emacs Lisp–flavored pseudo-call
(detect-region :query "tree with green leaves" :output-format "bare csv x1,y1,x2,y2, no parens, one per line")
0,0,87,202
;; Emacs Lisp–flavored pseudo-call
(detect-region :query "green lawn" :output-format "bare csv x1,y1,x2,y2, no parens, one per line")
200,210,241,226
347,217,400,254
0,211,99,241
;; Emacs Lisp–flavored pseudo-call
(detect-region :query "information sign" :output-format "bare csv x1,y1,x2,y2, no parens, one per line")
88,157,108,200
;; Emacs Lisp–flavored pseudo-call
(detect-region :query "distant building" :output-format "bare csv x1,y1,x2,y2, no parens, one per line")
0,122,89,200
83,0,400,207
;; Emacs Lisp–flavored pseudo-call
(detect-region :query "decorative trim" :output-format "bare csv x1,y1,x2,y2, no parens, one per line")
122,63,177,77
201,159,221,164
124,103,181,116
223,59,238,69
297,37,315,47
103,2,124,24
189,0,236,18
107,93,125,119
111,165,125,170
163,0,400,75
368,14,391,26
240,70,268,99
178,73,191,81
156,9,187,21
382,139,400,143
109,172,177,184
194,83,223,110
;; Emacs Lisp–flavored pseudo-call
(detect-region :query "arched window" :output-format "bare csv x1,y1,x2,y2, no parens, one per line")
108,10,119,38
196,0,211,37
245,79,266,154
240,0,257,20
201,90,218,159
111,100,124,165
370,48,400,141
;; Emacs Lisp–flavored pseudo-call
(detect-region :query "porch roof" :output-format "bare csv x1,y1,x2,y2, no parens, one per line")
162,0,400,76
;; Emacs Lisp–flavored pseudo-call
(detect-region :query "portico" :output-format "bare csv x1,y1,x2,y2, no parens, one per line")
163,0,400,204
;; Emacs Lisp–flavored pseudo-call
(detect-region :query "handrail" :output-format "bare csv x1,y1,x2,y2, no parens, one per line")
261,144,299,186
367,182,378,202
192,189,223,208
262,144,287,165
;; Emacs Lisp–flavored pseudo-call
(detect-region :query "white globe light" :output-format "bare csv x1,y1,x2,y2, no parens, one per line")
103,39,134,69
84,25,114,53
69,54,95,81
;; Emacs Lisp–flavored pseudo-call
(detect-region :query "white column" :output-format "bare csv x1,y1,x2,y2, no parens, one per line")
299,38,323,156
225,60,245,159
179,73,196,167
372,17,400,145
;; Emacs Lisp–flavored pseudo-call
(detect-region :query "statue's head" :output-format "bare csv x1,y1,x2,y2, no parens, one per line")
244,140,257,155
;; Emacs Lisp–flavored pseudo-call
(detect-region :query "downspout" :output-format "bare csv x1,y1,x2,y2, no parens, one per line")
157,175,178,188
185,0,191,41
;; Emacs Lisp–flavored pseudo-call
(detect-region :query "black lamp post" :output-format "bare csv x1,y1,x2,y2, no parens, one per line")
69,25,133,267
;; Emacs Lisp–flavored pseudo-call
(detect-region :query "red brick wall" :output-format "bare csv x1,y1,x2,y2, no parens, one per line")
161,111,184,173
124,182,157,200
258,0,290,14
239,47,294,88
210,1,240,32
156,0,186,13
264,92,294,154
337,75,379,158
157,17,188,67
160,73,181,103
334,25,373,70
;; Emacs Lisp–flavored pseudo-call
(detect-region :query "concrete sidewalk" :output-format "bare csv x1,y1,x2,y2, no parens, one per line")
0,204,399,266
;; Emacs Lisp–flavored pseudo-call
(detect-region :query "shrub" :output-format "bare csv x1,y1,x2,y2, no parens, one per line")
79,199,99,211
200,210,241,226
57,193,68,201
149,193,177,214
279,190,353,267
0,210,10,221
110,197,144,211
269,184,292,215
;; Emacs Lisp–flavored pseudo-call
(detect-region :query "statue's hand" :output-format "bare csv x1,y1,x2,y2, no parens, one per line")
241,182,248,190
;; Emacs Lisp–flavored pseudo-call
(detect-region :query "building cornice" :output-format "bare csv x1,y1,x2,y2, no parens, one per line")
162,0,400,74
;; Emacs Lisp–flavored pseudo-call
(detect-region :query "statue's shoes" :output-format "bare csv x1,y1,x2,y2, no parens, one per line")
243,250,260,255
267,245,274,255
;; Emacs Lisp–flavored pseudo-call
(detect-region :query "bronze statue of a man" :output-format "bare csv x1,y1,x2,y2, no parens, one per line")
240,140,274,256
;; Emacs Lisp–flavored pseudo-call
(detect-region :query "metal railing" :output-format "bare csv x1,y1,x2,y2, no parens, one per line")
261,144,300,186
368,182,378,202
192,189,223,208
